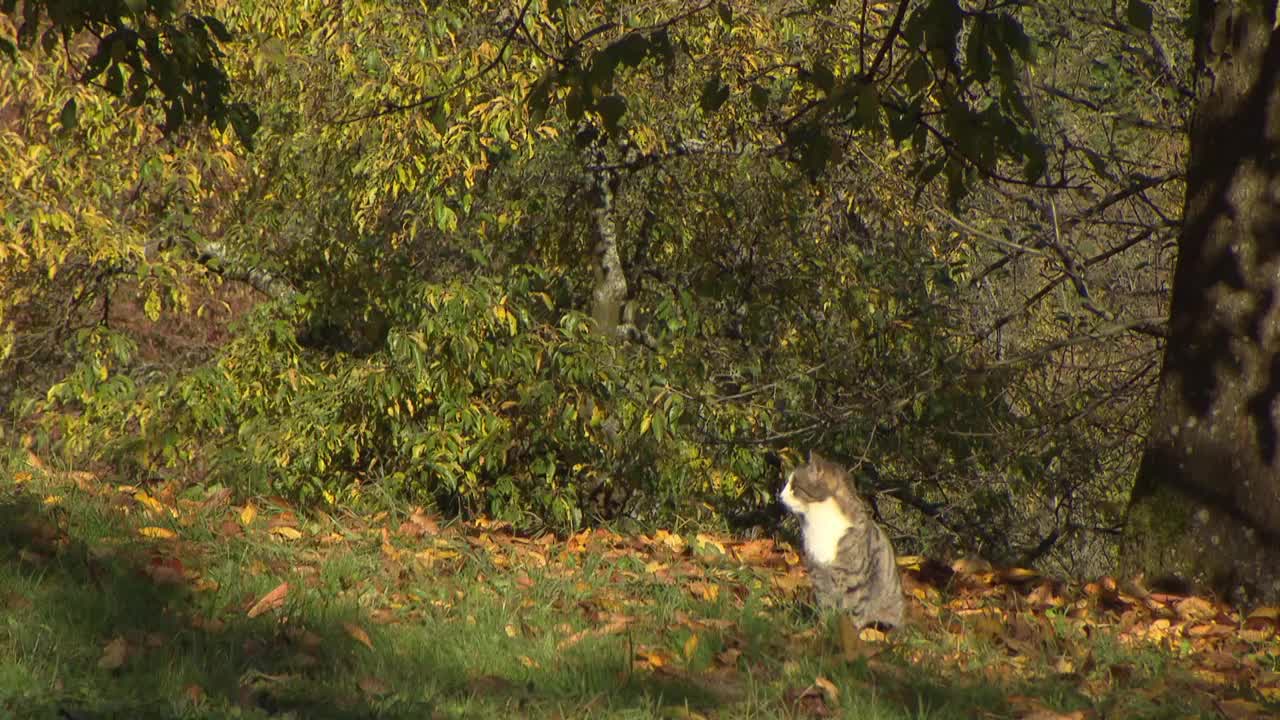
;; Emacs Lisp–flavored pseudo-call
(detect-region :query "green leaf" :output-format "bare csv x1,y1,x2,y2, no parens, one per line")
527,69,557,125
888,105,918,143
105,64,125,96
699,75,729,114
1126,0,1153,32
717,2,733,25
609,32,649,68
748,83,769,111
1022,136,1047,182
228,103,259,148
808,63,834,93
965,18,991,83
203,15,233,42
596,94,627,135
855,83,882,130
646,28,675,68
40,27,58,54
59,99,77,131
995,13,1033,61
565,83,587,121
430,104,448,134
905,59,932,94
0,37,14,61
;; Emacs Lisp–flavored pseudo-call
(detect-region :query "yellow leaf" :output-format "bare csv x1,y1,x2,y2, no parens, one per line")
694,533,726,555
98,636,128,670
240,504,258,526
139,526,177,539
43,495,62,506
270,526,302,540
813,676,840,703
135,491,165,515
1248,606,1280,621
344,622,374,650
683,633,699,661
687,581,719,602
653,529,685,553
640,412,652,435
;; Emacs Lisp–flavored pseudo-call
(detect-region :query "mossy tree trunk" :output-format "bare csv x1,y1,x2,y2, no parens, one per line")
1126,1,1280,604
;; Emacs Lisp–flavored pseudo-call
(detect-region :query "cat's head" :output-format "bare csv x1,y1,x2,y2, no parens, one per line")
779,451,846,514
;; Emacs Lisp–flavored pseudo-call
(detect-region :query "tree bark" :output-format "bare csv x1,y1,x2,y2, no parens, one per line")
1126,1,1280,604
586,146,628,337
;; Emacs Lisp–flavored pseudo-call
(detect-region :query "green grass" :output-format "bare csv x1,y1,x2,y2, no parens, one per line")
0,470,1267,719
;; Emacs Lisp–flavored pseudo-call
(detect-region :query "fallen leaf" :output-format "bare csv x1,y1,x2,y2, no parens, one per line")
25,450,48,472
134,491,166,515
895,555,925,570
783,683,831,717
635,650,668,669
240,504,258,526
694,533,726,555
344,622,374,650
687,581,720,602
145,556,186,585
652,529,686,553
1174,596,1217,622
683,633,699,661
270,526,303,540
246,582,289,618
98,636,128,670
1247,606,1280,621
1243,625,1278,643
556,615,633,650
183,684,205,704
659,707,708,720
399,506,440,537
1216,699,1268,720
952,556,993,575
813,676,839,703
858,626,888,643
357,676,389,696
138,526,177,540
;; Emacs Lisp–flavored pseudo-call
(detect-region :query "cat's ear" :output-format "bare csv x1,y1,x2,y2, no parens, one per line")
808,449,826,466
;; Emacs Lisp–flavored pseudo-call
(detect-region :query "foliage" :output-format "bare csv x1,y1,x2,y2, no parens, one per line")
43,269,727,528
1,0,1191,574
1,0,257,144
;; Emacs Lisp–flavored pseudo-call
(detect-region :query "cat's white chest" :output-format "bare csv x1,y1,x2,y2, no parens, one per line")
799,498,853,566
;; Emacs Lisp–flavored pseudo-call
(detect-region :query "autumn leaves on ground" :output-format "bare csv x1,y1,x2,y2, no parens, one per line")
2,460,1278,720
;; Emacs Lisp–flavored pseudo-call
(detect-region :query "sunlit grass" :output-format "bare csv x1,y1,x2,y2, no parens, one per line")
0,464,1261,719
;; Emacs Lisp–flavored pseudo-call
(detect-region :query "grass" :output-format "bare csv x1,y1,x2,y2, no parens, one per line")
1,464,1276,719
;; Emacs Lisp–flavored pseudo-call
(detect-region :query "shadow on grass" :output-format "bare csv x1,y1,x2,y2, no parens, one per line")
0,492,722,719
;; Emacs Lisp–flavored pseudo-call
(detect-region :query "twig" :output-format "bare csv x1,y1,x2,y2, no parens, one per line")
335,0,536,125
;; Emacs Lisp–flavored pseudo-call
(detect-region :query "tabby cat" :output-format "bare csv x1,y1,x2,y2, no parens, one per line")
779,451,905,628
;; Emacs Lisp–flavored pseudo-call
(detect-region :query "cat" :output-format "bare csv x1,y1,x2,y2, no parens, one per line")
779,451,905,628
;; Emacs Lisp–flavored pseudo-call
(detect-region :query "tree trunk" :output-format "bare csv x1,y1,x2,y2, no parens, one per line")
1126,1,1280,604
586,151,628,337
